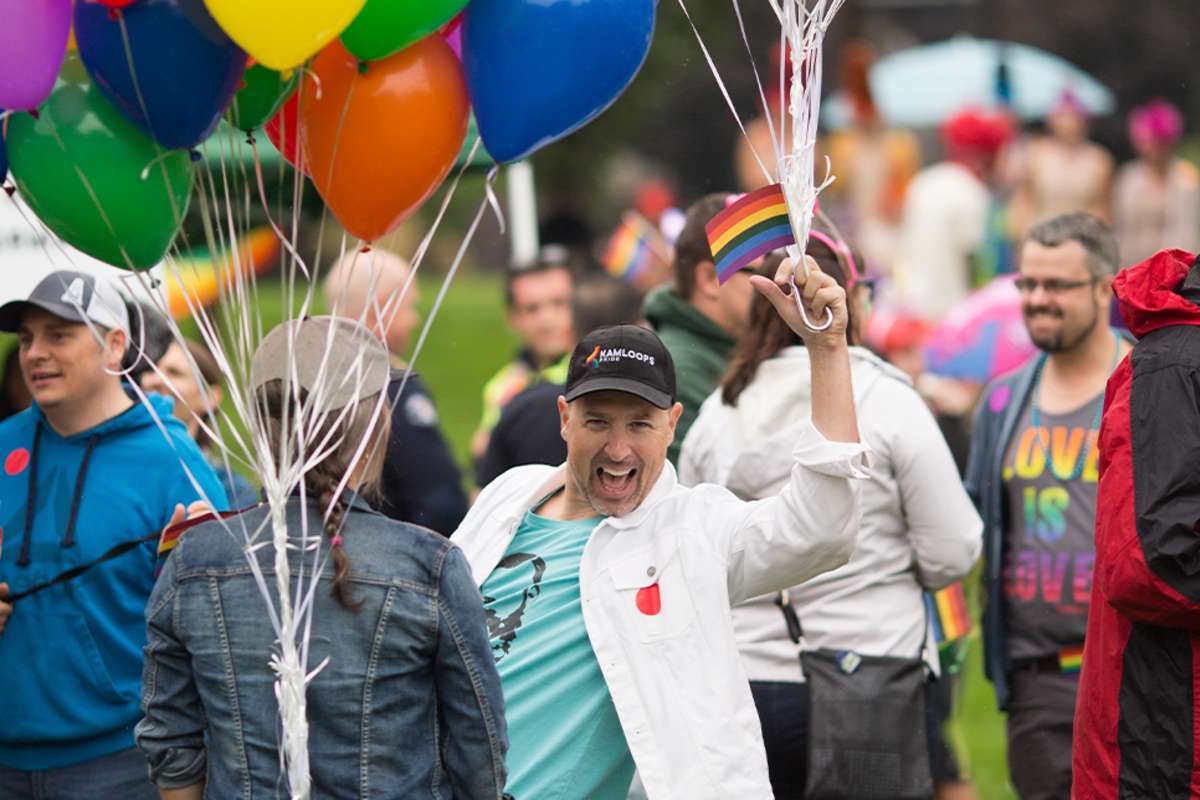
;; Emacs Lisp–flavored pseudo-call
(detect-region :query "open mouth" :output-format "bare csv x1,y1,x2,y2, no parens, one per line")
595,465,637,498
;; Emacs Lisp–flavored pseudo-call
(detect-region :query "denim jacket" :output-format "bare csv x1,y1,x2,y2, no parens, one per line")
135,494,508,799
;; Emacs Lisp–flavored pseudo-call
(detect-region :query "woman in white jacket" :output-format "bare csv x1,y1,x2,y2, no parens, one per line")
679,237,982,798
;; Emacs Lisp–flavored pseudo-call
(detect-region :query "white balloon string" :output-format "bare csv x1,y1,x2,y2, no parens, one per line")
673,0,776,185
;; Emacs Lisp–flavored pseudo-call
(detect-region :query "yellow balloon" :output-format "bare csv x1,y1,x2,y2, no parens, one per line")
202,0,367,71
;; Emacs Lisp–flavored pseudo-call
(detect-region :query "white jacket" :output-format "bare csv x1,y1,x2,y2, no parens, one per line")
452,423,867,799
680,346,982,681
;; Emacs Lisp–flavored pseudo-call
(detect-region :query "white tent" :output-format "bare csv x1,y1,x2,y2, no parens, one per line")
0,195,164,308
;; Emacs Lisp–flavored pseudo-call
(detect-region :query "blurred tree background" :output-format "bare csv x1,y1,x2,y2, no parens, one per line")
526,0,1198,246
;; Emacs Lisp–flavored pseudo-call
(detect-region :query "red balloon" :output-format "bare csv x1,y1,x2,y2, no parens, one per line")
263,92,309,175
89,0,138,7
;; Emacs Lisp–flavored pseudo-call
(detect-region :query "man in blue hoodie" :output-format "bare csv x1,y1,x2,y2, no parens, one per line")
0,271,227,799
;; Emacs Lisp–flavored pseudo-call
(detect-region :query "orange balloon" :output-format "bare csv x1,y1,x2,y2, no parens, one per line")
302,38,468,242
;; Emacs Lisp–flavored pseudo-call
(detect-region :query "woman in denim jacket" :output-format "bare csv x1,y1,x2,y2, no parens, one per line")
135,317,507,799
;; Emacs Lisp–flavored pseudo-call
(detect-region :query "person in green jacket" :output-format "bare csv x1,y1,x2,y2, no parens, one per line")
643,193,756,465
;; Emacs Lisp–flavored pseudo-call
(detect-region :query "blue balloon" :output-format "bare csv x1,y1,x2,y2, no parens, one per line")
74,0,246,150
463,0,655,163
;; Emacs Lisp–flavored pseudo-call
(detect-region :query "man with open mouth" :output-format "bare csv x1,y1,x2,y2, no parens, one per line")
453,255,867,799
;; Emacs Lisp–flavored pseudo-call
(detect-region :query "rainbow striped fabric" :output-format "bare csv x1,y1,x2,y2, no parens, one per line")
926,582,973,643
155,524,188,577
154,509,239,576
705,184,795,284
603,212,670,284
1058,644,1084,674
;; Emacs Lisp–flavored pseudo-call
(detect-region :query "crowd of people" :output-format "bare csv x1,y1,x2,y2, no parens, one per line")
2,60,1200,800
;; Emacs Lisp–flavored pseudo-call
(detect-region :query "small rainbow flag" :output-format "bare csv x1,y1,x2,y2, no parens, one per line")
705,184,796,284
602,212,670,284
155,524,188,578
926,582,973,643
1058,644,1084,674
154,509,244,576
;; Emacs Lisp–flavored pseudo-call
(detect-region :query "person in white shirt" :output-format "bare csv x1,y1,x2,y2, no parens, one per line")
681,237,982,797
452,256,866,799
895,108,1013,320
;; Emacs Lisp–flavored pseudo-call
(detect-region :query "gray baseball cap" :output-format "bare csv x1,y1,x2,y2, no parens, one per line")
250,316,390,414
0,270,130,335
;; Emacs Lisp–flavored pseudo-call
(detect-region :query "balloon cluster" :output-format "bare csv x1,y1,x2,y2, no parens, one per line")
0,0,656,268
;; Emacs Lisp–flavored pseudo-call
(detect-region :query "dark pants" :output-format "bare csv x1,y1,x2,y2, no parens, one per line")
751,680,810,799
926,671,962,783
0,747,157,800
1005,666,1079,800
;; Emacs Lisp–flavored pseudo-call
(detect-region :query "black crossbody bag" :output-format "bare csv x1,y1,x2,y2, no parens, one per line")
776,589,933,800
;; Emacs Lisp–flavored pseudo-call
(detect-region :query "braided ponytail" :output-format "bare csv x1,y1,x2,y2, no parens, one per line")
258,381,391,610
308,460,360,609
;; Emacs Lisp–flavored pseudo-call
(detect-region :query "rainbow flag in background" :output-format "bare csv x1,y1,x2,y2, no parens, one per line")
705,184,796,284
1058,644,1084,674
163,225,281,320
926,582,973,643
603,212,669,283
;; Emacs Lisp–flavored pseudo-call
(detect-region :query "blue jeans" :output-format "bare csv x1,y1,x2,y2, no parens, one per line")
0,747,157,800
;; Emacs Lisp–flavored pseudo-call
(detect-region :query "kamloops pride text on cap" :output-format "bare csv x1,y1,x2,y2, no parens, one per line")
563,324,676,409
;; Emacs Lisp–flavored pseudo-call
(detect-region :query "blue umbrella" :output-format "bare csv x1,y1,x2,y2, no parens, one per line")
868,36,1115,127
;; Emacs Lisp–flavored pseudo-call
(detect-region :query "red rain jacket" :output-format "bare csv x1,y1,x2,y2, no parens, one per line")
1073,250,1200,799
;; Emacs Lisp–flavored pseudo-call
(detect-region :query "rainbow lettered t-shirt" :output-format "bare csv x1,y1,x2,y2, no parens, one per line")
1001,393,1101,659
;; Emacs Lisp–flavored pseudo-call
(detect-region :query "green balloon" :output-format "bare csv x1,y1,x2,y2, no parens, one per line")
340,0,468,62
229,63,298,132
7,56,192,271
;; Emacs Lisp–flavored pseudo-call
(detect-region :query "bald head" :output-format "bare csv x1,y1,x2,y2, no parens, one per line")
322,249,420,356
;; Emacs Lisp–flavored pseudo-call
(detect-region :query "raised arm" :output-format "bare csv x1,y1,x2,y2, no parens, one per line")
749,255,859,445
722,257,866,603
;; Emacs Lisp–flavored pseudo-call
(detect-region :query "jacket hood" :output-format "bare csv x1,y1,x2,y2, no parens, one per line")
642,286,734,346
1114,249,1200,338
28,391,176,440
724,346,903,498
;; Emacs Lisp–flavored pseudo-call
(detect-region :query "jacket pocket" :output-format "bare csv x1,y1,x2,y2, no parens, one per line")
608,541,697,642
0,612,132,743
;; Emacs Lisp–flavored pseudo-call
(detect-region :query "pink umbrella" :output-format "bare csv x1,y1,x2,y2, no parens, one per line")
924,275,1037,382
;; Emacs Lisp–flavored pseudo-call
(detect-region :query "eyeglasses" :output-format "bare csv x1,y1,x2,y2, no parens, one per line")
856,278,877,303
1014,277,1096,295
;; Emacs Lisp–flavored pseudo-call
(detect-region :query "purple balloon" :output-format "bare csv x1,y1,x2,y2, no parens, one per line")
0,0,71,110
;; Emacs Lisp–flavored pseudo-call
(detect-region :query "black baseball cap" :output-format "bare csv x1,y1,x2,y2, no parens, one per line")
564,324,676,409
0,270,130,335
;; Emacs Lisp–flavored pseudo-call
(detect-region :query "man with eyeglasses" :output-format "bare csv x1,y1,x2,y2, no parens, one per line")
965,212,1130,799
